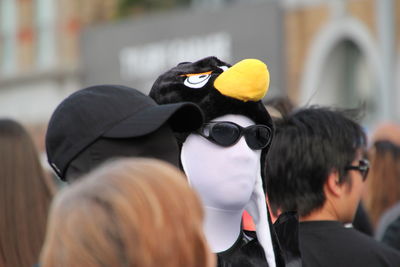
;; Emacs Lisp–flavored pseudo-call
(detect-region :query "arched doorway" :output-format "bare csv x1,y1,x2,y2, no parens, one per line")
311,39,378,126
300,18,386,130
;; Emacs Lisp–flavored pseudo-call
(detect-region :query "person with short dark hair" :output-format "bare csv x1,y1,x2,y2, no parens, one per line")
45,84,203,182
266,106,400,267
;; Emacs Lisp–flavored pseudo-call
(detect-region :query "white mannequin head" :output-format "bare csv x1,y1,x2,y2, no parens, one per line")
181,114,261,211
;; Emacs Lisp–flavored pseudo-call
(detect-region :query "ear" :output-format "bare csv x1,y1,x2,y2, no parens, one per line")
325,170,342,198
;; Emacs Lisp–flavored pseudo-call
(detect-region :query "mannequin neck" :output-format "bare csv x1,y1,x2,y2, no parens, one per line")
203,205,244,253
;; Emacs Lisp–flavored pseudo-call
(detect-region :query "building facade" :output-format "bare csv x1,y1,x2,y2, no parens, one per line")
0,0,399,153
284,0,400,129
0,0,118,150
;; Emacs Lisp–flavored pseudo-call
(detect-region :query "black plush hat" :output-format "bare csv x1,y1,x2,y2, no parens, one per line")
150,56,274,187
150,56,272,128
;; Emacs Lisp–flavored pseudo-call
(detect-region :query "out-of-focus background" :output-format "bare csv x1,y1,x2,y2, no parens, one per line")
0,0,399,166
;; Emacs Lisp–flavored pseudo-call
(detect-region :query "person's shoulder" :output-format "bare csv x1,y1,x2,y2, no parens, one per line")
350,227,400,264
325,226,400,266
376,202,400,240
300,221,400,266
380,216,400,250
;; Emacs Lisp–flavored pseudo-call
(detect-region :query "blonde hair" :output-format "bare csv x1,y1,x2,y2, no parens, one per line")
40,158,213,267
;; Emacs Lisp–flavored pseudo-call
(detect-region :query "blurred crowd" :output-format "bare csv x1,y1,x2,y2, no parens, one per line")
1,56,400,267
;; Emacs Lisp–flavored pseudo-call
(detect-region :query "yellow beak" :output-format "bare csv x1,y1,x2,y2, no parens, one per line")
214,59,270,102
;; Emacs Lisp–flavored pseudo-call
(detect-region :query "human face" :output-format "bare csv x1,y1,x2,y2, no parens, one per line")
345,159,369,182
181,114,261,210
342,151,367,223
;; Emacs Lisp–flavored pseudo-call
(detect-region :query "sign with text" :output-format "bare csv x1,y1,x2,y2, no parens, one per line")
81,2,283,95
119,32,232,81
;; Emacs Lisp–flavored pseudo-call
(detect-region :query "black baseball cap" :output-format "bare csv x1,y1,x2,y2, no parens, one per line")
46,84,204,179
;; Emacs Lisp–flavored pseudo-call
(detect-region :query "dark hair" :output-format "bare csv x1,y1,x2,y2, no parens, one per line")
266,106,366,217
0,119,55,267
264,96,295,119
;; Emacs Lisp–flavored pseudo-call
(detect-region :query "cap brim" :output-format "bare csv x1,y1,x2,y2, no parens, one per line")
103,102,204,138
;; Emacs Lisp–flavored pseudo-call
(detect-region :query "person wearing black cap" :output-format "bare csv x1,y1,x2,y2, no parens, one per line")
150,57,298,267
46,84,204,182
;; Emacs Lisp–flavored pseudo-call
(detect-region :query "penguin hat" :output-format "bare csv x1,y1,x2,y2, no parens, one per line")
150,56,281,267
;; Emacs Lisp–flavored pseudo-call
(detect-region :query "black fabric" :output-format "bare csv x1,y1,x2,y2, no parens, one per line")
65,124,180,181
274,212,302,267
150,56,273,135
46,84,203,180
353,202,374,236
217,231,268,267
299,221,400,267
376,202,400,250
381,215,400,251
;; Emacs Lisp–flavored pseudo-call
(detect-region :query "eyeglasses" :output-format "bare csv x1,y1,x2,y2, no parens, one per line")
197,121,272,150
345,159,370,181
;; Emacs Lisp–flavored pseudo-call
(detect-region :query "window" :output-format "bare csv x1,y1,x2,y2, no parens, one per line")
0,0,17,74
36,0,56,69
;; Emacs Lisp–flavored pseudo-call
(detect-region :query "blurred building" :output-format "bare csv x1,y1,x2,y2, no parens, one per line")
284,0,399,129
0,0,118,151
0,0,399,154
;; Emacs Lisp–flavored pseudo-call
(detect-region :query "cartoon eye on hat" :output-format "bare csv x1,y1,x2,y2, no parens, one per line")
150,56,272,129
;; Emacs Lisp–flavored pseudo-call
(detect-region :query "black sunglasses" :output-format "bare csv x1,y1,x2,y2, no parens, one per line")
345,159,370,181
197,121,272,150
